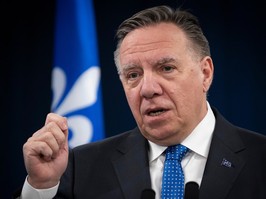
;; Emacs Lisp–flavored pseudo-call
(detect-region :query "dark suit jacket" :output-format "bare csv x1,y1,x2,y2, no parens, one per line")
54,107,266,199
13,107,266,199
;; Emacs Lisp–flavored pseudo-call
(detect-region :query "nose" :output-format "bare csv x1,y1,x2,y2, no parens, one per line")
140,72,163,98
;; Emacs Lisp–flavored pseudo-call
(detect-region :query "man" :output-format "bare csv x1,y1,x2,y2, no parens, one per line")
15,5,266,199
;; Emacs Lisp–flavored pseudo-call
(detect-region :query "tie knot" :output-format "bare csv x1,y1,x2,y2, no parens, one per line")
165,144,188,162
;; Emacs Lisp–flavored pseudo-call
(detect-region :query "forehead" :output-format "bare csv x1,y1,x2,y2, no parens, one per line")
119,23,189,62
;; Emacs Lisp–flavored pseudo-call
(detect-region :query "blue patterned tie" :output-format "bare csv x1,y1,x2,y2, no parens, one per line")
161,144,189,199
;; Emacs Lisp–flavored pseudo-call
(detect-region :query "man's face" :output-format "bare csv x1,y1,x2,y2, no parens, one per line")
119,23,213,146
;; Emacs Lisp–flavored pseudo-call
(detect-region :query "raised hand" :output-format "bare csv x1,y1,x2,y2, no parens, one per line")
23,113,69,189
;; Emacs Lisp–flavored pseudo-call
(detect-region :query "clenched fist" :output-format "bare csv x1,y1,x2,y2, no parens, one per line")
23,113,69,189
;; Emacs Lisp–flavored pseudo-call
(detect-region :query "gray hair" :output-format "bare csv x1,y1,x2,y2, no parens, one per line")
114,5,210,74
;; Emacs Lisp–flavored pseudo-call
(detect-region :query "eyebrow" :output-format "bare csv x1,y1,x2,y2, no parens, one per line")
121,63,141,73
152,57,178,66
120,57,179,74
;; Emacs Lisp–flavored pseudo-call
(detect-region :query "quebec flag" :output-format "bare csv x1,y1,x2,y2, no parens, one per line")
51,0,105,148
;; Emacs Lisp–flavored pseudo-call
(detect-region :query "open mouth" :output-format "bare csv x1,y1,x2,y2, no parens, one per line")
148,109,166,116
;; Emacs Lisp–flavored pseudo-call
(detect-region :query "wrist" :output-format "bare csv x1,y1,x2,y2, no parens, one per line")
27,176,59,189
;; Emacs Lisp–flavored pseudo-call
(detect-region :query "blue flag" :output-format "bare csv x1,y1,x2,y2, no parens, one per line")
51,0,105,148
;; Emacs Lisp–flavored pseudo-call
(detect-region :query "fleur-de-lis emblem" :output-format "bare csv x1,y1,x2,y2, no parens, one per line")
51,66,101,148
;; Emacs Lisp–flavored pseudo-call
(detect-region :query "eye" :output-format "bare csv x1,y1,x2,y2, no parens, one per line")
123,70,142,86
128,72,139,79
120,66,143,84
161,65,174,72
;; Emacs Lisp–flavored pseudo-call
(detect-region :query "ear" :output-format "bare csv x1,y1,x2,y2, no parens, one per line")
200,56,214,93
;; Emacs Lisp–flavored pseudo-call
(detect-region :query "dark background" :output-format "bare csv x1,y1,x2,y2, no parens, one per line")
1,0,266,198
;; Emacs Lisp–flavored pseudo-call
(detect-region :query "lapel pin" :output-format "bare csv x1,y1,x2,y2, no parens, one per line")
221,158,234,168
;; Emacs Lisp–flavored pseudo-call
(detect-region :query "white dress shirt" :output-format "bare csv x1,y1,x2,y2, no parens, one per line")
21,102,215,199
149,102,215,199
21,180,59,199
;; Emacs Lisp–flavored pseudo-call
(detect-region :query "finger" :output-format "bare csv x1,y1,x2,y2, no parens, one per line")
44,121,67,147
45,114,68,147
24,139,54,161
45,113,68,132
35,132,61,159
34,122,67,150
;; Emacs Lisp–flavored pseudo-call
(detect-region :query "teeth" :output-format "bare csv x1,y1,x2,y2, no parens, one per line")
149,110,165,116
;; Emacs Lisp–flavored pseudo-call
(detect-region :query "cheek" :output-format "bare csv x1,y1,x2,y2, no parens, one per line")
168,76,202,105
182,70,204,94
125,89,140,112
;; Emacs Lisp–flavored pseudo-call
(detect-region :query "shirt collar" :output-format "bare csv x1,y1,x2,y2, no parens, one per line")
182,102,215,158
148,141,167,163
148,101,215,162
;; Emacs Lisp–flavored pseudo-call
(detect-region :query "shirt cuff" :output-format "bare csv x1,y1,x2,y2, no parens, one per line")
21,176,59,199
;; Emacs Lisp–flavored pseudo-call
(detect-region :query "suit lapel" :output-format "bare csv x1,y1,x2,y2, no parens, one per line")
110,108,247,199
112,128,151,199
199,108,246,199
